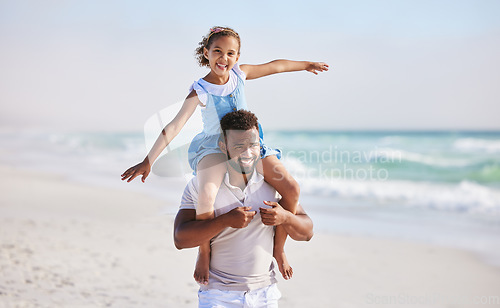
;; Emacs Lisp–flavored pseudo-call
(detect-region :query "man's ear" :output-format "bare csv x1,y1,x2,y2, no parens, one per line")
219,139,227,152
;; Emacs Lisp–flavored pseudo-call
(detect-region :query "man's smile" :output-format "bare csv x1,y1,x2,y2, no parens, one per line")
238,156,255,168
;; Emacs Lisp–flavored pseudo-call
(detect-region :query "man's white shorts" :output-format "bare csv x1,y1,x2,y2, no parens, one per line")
198,283,281,308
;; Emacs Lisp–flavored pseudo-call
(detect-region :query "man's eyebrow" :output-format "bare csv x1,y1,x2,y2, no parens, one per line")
232,141,259,146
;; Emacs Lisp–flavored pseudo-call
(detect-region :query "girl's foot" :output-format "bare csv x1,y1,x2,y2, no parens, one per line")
194,250,210,285
274,249,293,280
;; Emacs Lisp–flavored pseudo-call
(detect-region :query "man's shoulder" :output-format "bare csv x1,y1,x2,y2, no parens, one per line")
186,176,198,190
179,177,195,197
180,177,199,210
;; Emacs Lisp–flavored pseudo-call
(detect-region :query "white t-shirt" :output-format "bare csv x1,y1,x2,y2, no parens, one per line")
189,64,247,106
180,170,280,291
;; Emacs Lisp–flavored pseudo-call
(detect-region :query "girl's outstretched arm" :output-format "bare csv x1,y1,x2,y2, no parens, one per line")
240,60,329,80
121,90,200,182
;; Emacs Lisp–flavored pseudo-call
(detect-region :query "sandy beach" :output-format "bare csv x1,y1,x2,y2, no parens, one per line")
1,164,500,308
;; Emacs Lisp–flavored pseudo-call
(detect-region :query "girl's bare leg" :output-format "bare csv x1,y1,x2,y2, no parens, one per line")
259,155,300,280
194,153,226,285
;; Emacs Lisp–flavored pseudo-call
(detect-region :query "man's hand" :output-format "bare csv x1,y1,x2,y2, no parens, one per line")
223,206,257,228
259,201,290,226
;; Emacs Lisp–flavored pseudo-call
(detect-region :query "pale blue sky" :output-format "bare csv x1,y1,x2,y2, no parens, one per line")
1,0,499,131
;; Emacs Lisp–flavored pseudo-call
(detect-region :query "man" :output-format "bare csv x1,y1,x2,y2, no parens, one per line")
174,110,314,307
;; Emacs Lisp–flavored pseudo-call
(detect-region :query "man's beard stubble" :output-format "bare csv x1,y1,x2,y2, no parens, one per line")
225,150,258,175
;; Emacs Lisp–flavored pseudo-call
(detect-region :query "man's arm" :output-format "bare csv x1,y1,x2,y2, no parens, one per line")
260,202,313,241
173,207,257,250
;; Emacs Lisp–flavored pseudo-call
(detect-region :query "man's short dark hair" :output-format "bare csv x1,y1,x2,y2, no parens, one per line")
220,110,259,137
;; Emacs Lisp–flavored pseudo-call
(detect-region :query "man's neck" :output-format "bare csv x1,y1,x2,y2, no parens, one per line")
227,165,254,191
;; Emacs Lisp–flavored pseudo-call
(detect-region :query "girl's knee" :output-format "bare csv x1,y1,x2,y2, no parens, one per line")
199,185,218,200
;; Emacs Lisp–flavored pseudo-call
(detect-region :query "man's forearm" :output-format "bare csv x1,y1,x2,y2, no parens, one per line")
173,210,228,249
282,212,314,241
174,206,257,249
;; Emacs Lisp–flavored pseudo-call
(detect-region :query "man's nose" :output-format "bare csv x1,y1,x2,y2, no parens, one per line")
240,147,252,157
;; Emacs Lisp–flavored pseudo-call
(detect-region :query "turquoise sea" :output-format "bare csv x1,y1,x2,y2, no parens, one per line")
1,129,499,265
265,131,500,213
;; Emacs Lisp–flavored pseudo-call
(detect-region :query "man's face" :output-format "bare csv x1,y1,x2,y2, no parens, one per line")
221,128,260,174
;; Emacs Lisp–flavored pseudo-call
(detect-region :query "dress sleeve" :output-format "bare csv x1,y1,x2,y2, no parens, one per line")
232,63,247,83
189,81,208,107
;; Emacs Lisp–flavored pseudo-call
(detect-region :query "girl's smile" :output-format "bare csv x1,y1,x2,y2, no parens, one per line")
216,63,228,71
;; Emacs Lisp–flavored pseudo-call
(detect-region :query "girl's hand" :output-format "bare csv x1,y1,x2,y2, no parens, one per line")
121,158,151,183
306,62,329,75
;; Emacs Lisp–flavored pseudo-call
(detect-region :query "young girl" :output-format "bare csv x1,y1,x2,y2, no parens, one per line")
121,26,328,285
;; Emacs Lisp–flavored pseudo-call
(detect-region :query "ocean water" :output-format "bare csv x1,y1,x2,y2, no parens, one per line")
265,131,500,216
1,129,499,265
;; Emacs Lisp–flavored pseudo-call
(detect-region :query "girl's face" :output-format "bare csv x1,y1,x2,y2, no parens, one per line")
203,36,240,77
